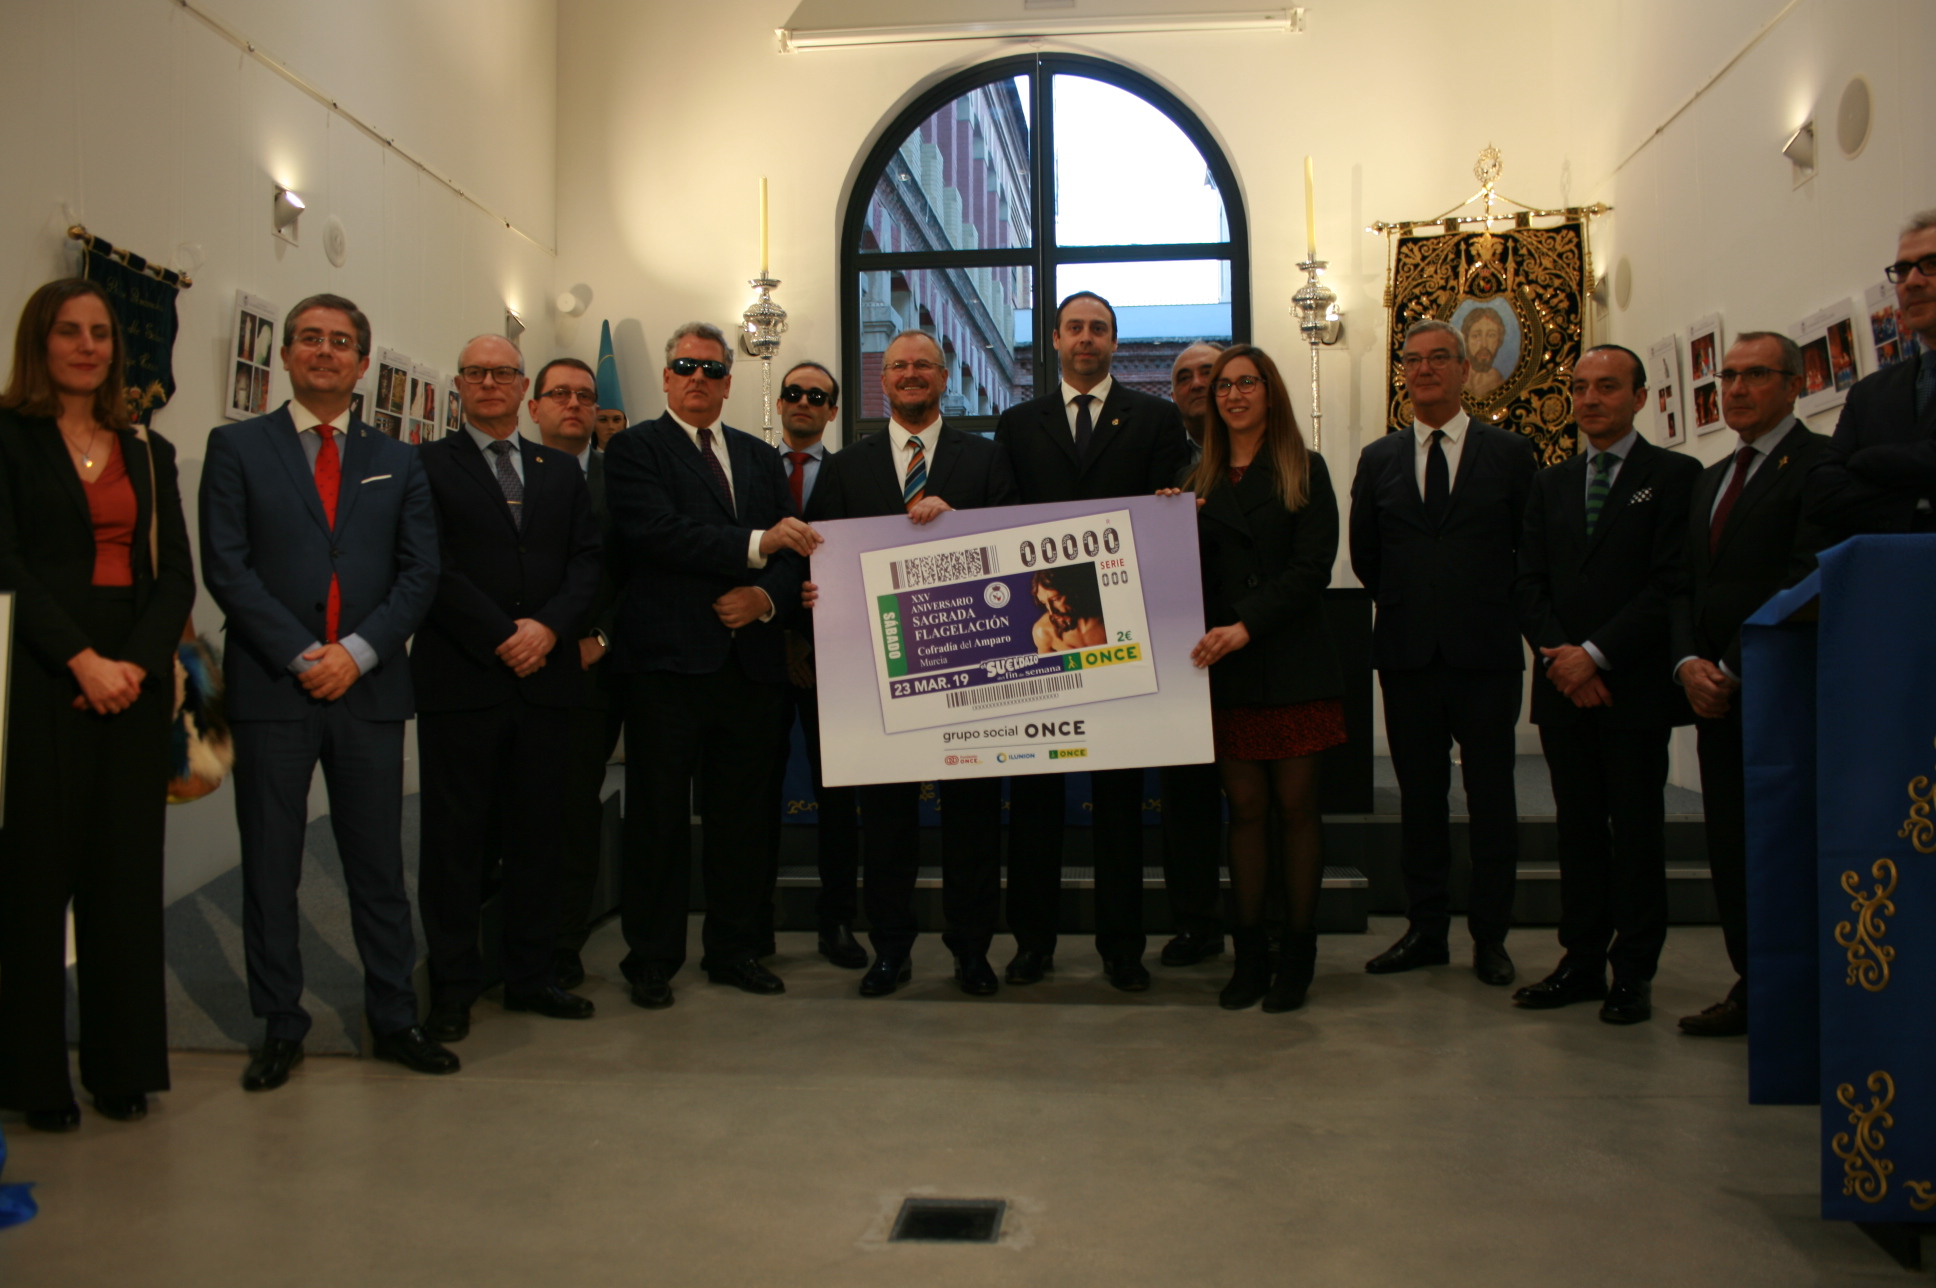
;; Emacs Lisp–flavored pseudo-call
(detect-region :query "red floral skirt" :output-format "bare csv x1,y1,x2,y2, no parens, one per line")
1211,697,1347,762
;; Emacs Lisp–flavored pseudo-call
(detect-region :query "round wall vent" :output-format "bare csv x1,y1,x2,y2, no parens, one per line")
1837,76,1872,159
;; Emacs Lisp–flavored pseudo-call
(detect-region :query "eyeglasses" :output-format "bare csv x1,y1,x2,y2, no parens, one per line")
539,387,598,406
1883,255,1936,284
1213,375,1264,395
1401,351,1461,371
1716,366,1793,386
884,359,942,375
458,365,524,385
779,384,833,407
669,357,729,380
292,331,359,353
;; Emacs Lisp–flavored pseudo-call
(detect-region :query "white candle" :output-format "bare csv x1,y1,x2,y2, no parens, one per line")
1303,156,1317,260
759,177,769,277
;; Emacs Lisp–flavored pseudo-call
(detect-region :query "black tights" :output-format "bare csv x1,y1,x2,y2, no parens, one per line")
1217,753,1324,932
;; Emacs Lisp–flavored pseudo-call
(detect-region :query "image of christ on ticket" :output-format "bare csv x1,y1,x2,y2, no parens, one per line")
859,509,1157,734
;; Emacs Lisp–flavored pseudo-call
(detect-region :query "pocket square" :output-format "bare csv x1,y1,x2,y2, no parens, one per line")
1628,487,1653,505
360,474,393,484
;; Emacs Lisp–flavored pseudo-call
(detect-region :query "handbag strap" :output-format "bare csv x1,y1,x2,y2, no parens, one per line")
131,423,160,580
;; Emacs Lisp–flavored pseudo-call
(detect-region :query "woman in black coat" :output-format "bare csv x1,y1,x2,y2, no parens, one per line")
0,279,195,1130
1170,344,1344,1013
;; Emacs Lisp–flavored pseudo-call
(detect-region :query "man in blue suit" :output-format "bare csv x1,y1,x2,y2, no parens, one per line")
604,322,817,1008
199,294,458,1089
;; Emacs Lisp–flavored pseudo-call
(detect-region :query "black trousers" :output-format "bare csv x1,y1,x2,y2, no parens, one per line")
620,665,785,976
859,777,1003,957
1696,706,1748,990
556,696,625,954
1540,717,1672,981
1007,768,1147,959
1380,660,1522,943
418,693,570,1003
1159,762,1225,936
0,590,170,1110
763,680,859,931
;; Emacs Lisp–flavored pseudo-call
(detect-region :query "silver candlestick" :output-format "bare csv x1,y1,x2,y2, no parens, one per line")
1292,258,1341,452
739,276,789,445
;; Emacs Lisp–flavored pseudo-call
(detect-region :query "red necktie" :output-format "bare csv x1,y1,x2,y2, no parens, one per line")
1707,444,1756,554
315,423,342,642
786,450,810,513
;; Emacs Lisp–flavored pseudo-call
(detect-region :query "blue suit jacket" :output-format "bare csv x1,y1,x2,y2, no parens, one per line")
603,412,803,684
198,405,439,722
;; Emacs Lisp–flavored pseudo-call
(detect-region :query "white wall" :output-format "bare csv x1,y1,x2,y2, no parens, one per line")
0,0,558,901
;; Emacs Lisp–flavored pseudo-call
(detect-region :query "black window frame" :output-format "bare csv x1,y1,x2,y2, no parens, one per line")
839,52,1251,440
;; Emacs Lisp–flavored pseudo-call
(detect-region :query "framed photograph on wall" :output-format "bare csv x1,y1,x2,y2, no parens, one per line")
372,347,412,440
225,291,278,421
1646,336,1686,448
1687,314,1725,436
1864,280,1912,372
1795,298,1860,419
443,377,462,437
408,363,441,443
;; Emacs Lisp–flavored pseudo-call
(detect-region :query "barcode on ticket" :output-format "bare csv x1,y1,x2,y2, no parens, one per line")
889,545,999,590
944,672,1083,710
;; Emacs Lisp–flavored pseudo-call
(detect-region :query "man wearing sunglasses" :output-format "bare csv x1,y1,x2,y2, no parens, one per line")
604,322,818,1007
1807,210,1936,540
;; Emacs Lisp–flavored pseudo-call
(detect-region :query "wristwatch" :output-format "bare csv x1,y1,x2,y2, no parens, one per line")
592,629,611,650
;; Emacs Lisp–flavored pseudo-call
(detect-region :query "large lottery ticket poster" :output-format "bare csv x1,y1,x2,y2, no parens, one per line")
813,495,1212,787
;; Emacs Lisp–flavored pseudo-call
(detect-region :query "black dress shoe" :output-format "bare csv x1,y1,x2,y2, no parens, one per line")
859,956,912,997
628,966,674,1010
1103,957,1152,993
504,986,595,1019
953,954,1000,996
552,949,586,991
1473,941,1515,986
92,1093,148,1122
242,1038,305,1092
1004,949,1053,985
1679,995,1747,1036
1159,929,1226,967
818,924,869,970
1600,978,1653,1025
425,1001,471,1043
1364,928,1450,974
706,958,786,995
372,1025,461,1075
24,1102,80,1132
1512,963,1608,1009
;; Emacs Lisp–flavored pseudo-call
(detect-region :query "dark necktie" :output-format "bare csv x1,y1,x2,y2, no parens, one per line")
1423,429,1449,527
314,423,341,642
1073,393,1095,458
1584,451,1615,536
785,450,810,513
903,434,927,510
487,439,524,529
697,427,734,509
1708,444,1757,553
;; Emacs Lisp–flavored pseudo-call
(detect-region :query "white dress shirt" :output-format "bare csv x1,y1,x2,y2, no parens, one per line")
1412,409,1471,495
286,399,377,678
776,437,826,507
463,421,524,487
667,410,775,620
888,417,942,494
1060,376,1113,441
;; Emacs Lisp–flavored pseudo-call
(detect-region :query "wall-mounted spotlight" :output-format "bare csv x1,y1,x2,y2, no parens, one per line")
1782,121,1816,186
273,187,305,245
505,308,525,343
555,290,589,318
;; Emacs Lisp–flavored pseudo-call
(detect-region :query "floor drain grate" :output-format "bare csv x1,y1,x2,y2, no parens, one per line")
888,1198,1006,1244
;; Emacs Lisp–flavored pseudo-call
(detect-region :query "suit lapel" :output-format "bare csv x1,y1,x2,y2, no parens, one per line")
1077,384,1132,478
1440,422,1485,521
725,426,762,522
587,447,608,525
1715,423,1799,556
662,417,734,518
266,407,333,538
1582,438,1653,557
328,419,379,535
451,430,522,535
924,423,962,500
1199,458,1258,539
30,417,91,528
1039,397,1081,471
867,432,907,514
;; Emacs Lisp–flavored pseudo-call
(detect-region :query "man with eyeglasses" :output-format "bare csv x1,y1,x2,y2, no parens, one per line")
527,357,626,990
994,290,1192,992
604,322,818,1007
1807,210,1936,540
806,329,1019,997
412,336,603,1044
1671,330,1831,1037
761,361,864,970
1349,317,1537,987
200,293,455,1088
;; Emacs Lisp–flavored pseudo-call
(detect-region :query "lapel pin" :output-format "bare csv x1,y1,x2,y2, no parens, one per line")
535,454,544,464
1111,418,1120,426
1777,455,1789,469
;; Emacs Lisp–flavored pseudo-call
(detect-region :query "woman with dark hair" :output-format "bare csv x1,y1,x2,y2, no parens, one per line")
0,279,195,1130
1166,344,1345,1012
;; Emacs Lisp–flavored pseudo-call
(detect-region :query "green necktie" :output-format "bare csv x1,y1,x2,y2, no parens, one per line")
1584,451,1615,536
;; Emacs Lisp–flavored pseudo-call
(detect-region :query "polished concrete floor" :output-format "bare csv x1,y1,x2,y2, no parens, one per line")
0,917,1913,1287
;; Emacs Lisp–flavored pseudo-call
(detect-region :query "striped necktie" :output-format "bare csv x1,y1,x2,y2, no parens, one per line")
487,439,524,529
1584,451,1615,536
903,434,927,510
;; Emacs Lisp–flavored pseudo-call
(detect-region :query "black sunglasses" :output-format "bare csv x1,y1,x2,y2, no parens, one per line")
778,384,833,407
669,356,728,380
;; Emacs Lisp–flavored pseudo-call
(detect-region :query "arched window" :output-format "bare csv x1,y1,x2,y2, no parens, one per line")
840,54,1249,439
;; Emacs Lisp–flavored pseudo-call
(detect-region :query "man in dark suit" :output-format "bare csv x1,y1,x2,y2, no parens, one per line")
765,359,863,969
806,329,1021,997
1349,318,1537,985
199,293,457,1089
1806,211,1936,541
993,291,1192,991
604,322,815,1007
527,357,623,990
414,336,602,1042
1511,345,1703,1025
1671,331,1831,1036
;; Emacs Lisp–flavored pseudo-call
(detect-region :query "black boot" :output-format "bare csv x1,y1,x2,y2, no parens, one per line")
1219,927,1271,1011
1263,930,1317,1013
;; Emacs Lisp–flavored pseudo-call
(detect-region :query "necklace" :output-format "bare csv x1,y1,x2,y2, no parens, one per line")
63,424,104,471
